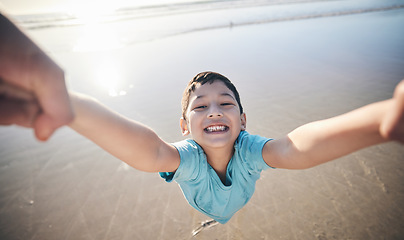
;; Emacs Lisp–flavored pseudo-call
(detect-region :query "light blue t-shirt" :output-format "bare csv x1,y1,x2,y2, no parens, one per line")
159,131,274,224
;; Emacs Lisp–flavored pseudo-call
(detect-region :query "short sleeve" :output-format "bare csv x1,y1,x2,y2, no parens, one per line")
159,139,203,183
235,131,274,174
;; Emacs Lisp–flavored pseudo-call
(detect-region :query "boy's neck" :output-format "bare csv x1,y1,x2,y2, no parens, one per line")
204,145,234,184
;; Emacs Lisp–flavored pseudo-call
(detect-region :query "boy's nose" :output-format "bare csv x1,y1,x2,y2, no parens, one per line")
208,112,223,118
207,105,223,118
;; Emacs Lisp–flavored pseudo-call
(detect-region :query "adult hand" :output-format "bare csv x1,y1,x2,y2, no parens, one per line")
0,14,74,141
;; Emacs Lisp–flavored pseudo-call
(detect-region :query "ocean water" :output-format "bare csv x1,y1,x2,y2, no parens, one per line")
9,0,404,53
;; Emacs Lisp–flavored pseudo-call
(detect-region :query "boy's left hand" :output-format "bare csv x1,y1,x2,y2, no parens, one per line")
380,80,404,143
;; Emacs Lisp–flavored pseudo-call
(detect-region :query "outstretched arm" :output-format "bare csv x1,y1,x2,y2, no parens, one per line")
263,80,404,170
69,93,180,173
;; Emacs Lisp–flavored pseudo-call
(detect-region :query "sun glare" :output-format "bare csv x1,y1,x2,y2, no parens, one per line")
93,59,128,97
66,0,125,52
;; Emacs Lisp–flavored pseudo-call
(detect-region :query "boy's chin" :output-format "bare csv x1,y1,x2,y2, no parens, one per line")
197,137,236,149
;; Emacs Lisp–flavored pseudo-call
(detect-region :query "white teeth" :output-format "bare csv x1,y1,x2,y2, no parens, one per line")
205,126,227,132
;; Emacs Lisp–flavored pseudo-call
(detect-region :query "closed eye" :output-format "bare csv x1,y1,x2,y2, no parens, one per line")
221,103,235,106
193,105,207,110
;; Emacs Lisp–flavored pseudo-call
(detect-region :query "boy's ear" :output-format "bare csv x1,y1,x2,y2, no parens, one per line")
240,113,247,131
180,117,190,136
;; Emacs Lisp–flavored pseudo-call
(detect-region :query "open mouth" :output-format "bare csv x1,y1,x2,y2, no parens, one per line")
204,125,229,133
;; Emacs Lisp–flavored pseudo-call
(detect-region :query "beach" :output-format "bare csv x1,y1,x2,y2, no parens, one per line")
1,1,404,239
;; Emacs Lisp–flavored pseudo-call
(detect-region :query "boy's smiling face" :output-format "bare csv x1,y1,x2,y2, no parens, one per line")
180,80,246,150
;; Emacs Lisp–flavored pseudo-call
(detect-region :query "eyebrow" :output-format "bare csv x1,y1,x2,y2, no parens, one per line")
195,93,236,100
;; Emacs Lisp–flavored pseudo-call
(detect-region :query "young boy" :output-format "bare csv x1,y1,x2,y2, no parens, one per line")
68,71,404,224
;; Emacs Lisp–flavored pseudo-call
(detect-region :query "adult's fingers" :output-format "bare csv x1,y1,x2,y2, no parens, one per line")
0,78,39,128
0,78,35,101
0,99,40,128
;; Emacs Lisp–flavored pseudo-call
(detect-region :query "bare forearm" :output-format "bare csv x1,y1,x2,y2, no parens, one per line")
271,100,391,169
68,93,174,172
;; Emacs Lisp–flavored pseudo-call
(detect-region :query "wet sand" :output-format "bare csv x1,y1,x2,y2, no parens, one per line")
1,8,404,240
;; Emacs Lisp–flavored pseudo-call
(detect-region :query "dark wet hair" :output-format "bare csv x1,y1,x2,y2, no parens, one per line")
181,71,243,119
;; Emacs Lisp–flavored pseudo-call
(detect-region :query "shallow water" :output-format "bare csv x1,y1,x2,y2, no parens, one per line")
8,0,404,53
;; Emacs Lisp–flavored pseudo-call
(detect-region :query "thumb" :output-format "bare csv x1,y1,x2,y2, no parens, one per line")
33,113,58,141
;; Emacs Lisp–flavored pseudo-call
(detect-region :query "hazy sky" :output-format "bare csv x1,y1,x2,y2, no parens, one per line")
0,0,193,15
1,0,78,14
